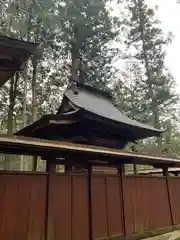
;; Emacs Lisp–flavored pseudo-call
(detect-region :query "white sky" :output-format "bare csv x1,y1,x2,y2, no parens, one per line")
146,0,180,91
112,0,180,91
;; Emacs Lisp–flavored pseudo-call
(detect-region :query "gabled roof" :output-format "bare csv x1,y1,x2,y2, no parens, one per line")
14,84,164,143
63,85,163,138
0,35,39,86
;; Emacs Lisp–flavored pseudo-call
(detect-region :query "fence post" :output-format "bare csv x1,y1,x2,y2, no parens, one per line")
118,164,127,236
88,165,92,240
44,160,56,240
32,155,38,171
163,166,174,226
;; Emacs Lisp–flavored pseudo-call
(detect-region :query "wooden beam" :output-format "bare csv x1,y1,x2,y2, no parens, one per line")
0,135,180,166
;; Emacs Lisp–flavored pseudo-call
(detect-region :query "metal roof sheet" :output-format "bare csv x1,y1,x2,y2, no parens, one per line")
65,87,163,136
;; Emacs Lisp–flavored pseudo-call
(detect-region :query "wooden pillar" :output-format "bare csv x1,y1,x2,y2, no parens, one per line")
118,164,127,236
163,166,174,226
133,164,138,175
46,160,56,173
44,159,56,240
65,164,73,172
32,155,38,171
162,166,168,177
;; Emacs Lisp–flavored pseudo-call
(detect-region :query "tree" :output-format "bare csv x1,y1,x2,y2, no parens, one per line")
117,0,179,150
43,0,121,91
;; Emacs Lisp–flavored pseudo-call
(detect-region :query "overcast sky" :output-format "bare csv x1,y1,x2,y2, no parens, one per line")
146,0,180,90
112,0,180,91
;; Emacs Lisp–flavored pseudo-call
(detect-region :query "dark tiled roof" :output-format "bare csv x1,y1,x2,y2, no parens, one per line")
0,35,39,86
65,86,164,137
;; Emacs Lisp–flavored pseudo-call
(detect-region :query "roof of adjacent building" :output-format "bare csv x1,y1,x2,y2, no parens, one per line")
0,35,39,86
14,84,164,142
64,85,163,135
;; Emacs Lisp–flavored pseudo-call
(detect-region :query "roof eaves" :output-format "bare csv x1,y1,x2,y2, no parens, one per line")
66,97,164,137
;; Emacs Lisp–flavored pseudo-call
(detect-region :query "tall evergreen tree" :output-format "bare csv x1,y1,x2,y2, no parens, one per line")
42,0,121,91
116,0,179,149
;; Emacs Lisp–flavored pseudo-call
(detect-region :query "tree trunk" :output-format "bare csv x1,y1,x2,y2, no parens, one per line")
7,73,19,135
20,2,33,171
163,121,172,154
7,77,15,135
20,64,28,171
22,62,29,127
31,58,38,122
137,0,162,148
70,26,79,90
5,73,19,170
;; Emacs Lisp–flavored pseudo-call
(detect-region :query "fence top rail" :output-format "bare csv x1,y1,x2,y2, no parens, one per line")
0,134,180,166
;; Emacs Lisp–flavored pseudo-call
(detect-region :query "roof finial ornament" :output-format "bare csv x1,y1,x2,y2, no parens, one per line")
68,77,79,95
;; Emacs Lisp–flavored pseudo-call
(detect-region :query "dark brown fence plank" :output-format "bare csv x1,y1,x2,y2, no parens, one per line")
0,175,19,239
169,177,180,225
0,173,47,240
48,175,71,240
28,175,47,240
13,175,31,239
106,176,124,237
123,176,171,235
91,175,108,239
72,175,89,240
47,174,89,240
122,177,134,235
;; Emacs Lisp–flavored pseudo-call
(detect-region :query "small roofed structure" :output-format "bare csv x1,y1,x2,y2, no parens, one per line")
0,35,39,87
15,84,164,149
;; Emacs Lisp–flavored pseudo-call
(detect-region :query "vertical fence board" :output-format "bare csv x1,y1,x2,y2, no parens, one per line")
72,175,89,240
28,175,47,240
123,176,171,235
0,175,19,239
91,175,108,239
0,175,6,238
0,173,47,240
13,175,31,239
106,176,124,237
47,173,89,240
122,177,134,235
47,175,71,240
169,177,180,225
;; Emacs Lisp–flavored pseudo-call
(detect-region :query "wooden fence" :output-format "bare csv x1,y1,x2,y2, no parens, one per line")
0,171,180,240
